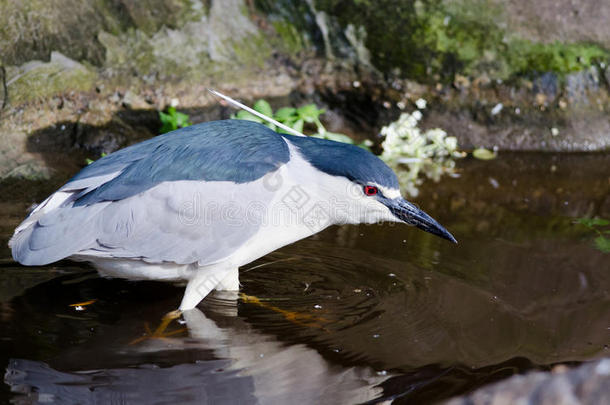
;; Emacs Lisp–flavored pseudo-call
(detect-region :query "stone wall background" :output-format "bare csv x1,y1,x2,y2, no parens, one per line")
1,0,610,180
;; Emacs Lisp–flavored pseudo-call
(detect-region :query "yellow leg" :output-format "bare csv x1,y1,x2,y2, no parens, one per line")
130,309,186,345
239,293,330,329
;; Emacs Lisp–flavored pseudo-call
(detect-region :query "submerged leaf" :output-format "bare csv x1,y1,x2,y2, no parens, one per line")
594,236,610,253
578,218,610,227
472,148,497,160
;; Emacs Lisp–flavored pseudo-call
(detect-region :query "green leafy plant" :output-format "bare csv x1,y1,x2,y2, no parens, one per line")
159,106,192,134
577,217,610,253
85,152,107,165
232,99,371,149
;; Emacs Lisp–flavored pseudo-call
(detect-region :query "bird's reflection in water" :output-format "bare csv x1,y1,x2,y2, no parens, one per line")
6,298,390,404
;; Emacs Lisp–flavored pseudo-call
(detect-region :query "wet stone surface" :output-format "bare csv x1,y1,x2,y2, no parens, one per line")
445,359,610,405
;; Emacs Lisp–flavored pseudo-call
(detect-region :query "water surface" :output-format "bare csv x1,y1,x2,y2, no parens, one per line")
1,152,609,404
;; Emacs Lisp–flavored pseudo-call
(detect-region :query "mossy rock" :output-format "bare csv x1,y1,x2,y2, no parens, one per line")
271,20,307,55
5,52,97,105
313,0,610,81
0,0,206,66
97,0,268,81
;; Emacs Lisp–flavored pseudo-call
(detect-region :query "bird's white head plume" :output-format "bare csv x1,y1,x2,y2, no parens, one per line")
207,89,306,137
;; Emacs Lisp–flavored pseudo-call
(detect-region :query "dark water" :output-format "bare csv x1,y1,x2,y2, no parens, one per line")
1,153,609,404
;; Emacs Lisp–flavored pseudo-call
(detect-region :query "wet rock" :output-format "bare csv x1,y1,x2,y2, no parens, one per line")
1,162,53,181
565,67,601,106
343,24,374,69
445,358,610,405
499,0,610,49
533,73,559,105
207,0,261,63
423,106,610,152
121,90,149,110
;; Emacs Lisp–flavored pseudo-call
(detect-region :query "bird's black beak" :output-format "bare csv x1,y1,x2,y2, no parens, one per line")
386,198,457,243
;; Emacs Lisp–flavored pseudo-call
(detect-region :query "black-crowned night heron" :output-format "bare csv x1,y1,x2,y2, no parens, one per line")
10,97,455,311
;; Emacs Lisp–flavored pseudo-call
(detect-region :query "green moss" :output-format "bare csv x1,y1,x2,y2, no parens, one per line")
99,29,156,75
271,20,306,55
0,0,109,65
3,162,53,181
231,33,272,69
317,0,423,75
99,22,270,82
172,0,209,27
111,0,205,35
7,53,97,104
412,0,505,77
506,40,608,75
415,0,609,79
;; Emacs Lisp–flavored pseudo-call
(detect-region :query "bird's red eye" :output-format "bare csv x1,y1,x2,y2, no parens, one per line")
364,185,378,196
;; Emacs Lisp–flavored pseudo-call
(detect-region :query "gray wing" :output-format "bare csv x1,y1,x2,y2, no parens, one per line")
11,120,290,266
11,178,275,266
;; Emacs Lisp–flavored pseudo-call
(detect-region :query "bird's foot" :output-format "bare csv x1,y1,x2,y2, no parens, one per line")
130,309,186,345
239,293,330,329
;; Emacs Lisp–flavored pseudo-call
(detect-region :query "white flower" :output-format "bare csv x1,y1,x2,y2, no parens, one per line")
379,109,464,196
444,136,457,151
415,98,427,109
426,129,446,145
490,103,503,116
